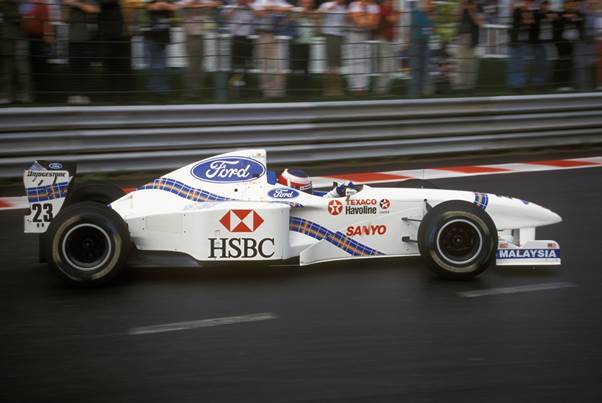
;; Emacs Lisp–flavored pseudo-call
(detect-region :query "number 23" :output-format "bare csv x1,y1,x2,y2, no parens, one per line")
31,203,53,223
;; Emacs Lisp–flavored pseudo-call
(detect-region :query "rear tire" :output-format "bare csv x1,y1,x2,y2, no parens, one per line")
418,200,497,279
65,181,125,207
44,202,129,286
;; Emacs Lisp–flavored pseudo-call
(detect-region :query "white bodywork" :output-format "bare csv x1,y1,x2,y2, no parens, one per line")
104,149,561,267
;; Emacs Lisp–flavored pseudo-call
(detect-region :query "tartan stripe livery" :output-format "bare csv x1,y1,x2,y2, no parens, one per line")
473,192,488,210
139,178,231,202
139,178,304,207
26,182,70,203
290,216,384,257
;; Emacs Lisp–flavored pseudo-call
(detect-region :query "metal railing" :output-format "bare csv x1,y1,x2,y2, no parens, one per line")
1,92,601,178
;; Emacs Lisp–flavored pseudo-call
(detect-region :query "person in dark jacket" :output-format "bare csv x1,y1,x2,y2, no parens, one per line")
144,0,178,95
98,0,133,102
508,0,535,90
1,0,33,103
64,0,100,104
554,0,583,89
574,0,597,89
531,0,558,87
21,0,53,101
453,0,482,91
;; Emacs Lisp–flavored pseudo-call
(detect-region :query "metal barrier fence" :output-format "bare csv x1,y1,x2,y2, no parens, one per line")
1,92,602,178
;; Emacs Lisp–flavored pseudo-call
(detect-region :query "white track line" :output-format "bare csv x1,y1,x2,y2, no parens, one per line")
128,312,278,335
458,282,577,298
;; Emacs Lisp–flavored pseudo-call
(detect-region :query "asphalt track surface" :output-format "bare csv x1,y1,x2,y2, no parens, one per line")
2,165,602,403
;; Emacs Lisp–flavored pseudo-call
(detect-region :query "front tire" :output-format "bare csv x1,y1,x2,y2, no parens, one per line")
418,200,497,279
44,202,129,286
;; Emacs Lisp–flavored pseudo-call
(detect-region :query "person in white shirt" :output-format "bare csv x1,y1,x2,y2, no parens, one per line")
317,0,347,96
251,0,292,98
347,0,380,94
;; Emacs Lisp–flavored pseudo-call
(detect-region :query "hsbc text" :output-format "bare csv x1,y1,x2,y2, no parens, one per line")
209,238,275,259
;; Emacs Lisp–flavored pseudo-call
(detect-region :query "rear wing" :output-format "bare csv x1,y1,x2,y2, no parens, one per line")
23,161,76,234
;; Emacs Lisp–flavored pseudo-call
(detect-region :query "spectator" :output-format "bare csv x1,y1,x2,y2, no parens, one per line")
224,1,254,70
317,0,346,96
64,0,100,104
63,0,100,104
508,0,535,91
555,0,582,90
1,0,32,104
596,0,602,88
435,43,452,93
144,0,178,96
252,0,292,98
98,0,132,102
180,0,219,99
223,0,255,94
21,0,53,101
409,0,433,97
453,0,482,92
375,0,399,94
574,0,597,90
290,0,316,78
483,0,498,24
347,0,380,95
532,0,558,88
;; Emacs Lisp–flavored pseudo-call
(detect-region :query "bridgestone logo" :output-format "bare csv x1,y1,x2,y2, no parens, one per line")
26,171,67,178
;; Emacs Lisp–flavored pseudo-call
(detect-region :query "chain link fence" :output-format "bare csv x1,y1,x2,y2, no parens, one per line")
1,0,601,105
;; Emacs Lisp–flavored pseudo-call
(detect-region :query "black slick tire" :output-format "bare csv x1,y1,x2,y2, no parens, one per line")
418,200,497,280
64,181,125,207
44,201,129,286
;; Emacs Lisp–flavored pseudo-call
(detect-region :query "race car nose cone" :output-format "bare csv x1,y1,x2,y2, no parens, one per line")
533,205,562,226
547,209,562,225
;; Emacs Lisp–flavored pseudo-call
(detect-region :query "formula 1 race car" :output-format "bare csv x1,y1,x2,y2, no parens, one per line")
24,149,562,285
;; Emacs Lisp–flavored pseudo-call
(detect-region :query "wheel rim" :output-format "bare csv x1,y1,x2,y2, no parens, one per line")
435,219,483,265
62,223,112,271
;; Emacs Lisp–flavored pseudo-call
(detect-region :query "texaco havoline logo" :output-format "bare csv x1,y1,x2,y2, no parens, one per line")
379,199,390,209
328,199,343,216
219,209,264,232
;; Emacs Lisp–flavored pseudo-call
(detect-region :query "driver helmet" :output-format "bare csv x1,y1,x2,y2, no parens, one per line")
278,168,313,194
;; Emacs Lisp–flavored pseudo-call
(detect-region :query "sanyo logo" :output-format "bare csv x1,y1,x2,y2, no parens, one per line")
191,157,266,183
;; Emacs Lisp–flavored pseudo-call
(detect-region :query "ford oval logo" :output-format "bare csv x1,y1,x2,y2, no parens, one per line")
48,162,63,170
191,157,265,183
268,188,299,199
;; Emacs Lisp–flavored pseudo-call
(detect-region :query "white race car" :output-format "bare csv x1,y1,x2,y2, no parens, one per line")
24,149,562,285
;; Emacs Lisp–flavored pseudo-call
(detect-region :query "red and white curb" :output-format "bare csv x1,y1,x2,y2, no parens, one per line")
312,156,602,188
0,196,28,211
2,156,601,211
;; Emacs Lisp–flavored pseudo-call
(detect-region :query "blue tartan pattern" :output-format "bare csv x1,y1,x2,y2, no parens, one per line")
290,216,384,257
139,178,304,207
473,192,489,210
139,178,231,202
26,182,70,203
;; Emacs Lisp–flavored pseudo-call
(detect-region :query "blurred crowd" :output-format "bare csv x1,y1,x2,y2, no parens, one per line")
1,0,602,104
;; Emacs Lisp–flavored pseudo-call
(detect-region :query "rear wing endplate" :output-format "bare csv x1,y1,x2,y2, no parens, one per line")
23,161,76,234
